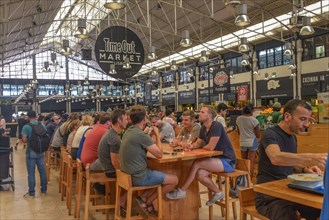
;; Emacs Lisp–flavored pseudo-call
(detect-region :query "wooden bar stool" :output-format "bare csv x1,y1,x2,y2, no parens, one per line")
114,169,163,220
84,164,116,220
74,159,85,219
58,146,66,193
66,155,77,215
208,158,251,220
61,149,69,201
45,146,51,182
238,188,269,220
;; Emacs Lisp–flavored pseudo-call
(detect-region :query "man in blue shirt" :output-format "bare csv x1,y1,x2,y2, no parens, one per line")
21,110,47,198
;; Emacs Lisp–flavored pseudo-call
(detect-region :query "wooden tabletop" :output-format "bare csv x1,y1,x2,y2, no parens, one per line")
147,143,223,163
254,179,323,209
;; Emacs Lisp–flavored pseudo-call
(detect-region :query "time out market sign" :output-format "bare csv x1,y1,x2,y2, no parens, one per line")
95,26,144,80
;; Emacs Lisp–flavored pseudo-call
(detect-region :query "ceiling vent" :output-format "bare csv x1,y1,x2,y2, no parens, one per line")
224,0,241,8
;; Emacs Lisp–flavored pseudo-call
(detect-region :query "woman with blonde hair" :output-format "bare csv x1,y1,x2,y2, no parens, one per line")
70,114,93,159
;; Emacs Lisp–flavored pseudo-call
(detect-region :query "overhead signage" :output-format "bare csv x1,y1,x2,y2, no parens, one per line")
256,77,293,98
95,26,144,80
301,72,329,96
212,66,230,94
162,92,175,105
178,90,195,104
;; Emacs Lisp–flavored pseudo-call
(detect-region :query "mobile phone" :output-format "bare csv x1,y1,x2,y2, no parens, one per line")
163,152,170,155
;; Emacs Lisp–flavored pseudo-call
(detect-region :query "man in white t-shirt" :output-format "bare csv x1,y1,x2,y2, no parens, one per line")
214,103,233,133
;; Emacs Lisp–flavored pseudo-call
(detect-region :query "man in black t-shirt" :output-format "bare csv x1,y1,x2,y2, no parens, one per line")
166,105,236,206
256,99,327,220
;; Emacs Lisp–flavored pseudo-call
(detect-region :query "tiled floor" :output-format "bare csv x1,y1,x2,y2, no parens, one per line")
0,138,241,219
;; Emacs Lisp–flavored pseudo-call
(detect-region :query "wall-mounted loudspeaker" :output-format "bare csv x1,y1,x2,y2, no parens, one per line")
81,48,92,60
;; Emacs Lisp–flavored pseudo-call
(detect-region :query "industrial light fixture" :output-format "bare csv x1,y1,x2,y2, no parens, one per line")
180,30,192,47
61,39,71,56
288,59,296,70
230,70,235,79
264,73,269,80
109,64,117,74
253,66,259,75
163,89,167,95
104,0,126,10
299,16,315,36
150,67,158,76
42,61,51,72
271,72,277,78
284,42,293,56
290,69,296,77
74,18,89,39
147,46,157,60
50,52,58,66
239,37,250,53
187,68,193,77
200,83,205,89
241,54,250,66
83,77,90,86
170,60,178,70
122,57,131,69
170,83,175,89
235,4,250,27
199,50,209,63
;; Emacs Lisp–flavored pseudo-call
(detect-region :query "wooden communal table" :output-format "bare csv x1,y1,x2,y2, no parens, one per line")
147,144,222,220
254,179,323,209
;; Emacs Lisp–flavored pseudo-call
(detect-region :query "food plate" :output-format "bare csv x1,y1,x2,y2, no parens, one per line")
288,174,323,182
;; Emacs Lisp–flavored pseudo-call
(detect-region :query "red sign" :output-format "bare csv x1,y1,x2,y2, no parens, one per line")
237,85,248,101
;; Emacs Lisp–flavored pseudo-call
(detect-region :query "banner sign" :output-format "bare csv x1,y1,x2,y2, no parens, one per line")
211,66,230,94
178,90,195,104
162,93,175,105
237,85,248,101
95,26,144,80
145,84,152,102
301,72,329,96
256,77,293,98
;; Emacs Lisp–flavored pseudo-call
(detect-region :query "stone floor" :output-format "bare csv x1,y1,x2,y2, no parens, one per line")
0,138,245,219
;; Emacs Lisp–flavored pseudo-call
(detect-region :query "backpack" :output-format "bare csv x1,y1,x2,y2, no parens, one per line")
28,122,50,153
77,127,92,160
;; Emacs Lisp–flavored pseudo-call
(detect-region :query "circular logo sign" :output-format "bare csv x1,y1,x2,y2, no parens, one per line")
214,71,228,86
95,26,144,80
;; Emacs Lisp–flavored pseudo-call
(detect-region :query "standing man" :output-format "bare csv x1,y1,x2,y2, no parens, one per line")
256,99,327,220
166,105,236,206
21,110,47,198
120,105,178,216
169,110,200,147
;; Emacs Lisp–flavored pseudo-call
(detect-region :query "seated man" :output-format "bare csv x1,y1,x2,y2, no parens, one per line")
166,105,236,206
149,114,175,143
92,109,127,177
169,109,200,147
120,105,178,216
256,99,327,220
81,112,112,168
90,109,127,196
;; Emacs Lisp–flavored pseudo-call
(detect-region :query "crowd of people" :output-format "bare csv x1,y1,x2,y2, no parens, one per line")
17,99,328,219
